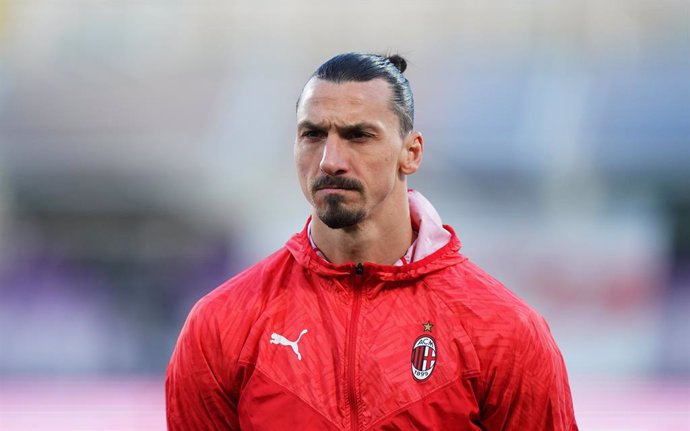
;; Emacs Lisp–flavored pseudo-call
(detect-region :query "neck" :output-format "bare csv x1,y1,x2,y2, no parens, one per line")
310,192,414,266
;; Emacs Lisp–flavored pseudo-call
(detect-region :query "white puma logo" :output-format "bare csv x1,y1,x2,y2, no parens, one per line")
269,329,308,360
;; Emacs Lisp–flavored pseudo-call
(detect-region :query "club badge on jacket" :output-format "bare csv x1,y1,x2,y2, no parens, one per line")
411,321,437,381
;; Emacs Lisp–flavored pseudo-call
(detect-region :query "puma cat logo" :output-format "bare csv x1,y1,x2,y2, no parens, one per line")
269,329,308,361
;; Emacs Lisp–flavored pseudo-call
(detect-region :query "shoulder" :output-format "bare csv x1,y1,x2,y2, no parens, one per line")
442,263,577,428
193,247,293,312
430,257,571,392
430,257,542,323
170,246,299,380
188,245,296,328
429,257,557,358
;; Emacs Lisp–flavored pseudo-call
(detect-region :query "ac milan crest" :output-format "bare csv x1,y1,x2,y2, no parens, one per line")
411,335,437,381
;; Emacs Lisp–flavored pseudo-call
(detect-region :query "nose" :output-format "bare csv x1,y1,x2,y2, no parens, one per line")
319,135,349,176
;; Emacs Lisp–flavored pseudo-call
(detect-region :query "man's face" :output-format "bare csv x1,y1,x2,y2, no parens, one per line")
295,78,410,230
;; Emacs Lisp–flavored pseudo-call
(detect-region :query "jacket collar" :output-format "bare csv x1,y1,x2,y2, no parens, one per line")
285,191,465,282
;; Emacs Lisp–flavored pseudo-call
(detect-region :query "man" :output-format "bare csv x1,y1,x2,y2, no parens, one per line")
166,52,578,430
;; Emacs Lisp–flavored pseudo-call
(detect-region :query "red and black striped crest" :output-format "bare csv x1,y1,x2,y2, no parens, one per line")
411,335,437,381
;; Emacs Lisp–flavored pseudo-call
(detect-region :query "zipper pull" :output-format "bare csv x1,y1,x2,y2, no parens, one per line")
355,262,364,275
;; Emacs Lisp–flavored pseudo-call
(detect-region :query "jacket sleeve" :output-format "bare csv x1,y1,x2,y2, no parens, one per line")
166,299,240,430
479,312,578,430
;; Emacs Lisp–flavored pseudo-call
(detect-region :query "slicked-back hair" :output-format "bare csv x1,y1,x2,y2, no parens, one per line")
299,52,414,137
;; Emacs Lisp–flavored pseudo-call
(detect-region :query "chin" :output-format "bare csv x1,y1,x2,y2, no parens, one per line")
316,203,366,230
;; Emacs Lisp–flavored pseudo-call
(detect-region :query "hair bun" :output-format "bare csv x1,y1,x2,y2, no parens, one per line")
387,54,407,73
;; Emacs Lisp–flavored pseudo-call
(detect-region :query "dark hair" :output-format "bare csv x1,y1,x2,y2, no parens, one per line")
300,52,414,136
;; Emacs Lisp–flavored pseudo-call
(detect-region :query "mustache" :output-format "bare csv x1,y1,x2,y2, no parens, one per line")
311,175,364,193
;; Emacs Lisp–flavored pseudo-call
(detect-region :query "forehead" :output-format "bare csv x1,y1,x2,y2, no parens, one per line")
297,78,396,126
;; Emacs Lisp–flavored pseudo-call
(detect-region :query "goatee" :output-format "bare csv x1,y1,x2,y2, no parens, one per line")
318,194,365,229
311,175,365,229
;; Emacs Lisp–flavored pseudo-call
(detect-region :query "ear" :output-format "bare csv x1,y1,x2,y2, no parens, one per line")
399,131,424,175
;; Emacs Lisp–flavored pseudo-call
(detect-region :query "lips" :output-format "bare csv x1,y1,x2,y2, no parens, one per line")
315,186,355,192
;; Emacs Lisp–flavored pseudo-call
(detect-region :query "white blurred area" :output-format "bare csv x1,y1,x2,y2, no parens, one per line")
0,1,688,430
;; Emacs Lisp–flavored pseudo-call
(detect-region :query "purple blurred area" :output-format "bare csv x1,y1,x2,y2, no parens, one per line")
0,208,236,374
0,1,688,429
1,377,165,430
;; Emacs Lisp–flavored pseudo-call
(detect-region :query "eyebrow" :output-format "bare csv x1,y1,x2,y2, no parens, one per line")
297,121,382,135
296,120,326,131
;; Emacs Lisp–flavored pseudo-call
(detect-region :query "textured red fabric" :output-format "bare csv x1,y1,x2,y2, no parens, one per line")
166,222,577,430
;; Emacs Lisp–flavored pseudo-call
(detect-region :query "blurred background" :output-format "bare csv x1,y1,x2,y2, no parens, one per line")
0,0,688,429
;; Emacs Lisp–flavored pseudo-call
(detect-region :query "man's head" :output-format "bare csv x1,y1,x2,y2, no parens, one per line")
294,53,423,231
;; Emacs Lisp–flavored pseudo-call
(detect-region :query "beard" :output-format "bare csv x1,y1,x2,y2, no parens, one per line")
317,194,366,229
311,175,366,229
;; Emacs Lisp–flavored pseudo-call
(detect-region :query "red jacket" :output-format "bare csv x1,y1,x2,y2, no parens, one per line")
166,221,577,430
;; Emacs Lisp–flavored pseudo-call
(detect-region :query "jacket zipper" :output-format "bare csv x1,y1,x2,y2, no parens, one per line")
347,262,364,431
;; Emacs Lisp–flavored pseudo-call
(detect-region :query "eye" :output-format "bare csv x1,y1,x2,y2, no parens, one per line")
346,130,372,142
301,130,326,141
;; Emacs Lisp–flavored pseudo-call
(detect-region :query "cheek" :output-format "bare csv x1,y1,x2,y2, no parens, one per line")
364,157,396,194
295,148,317,193
376,152,399,178
295,159,309,186
296,154,313,177
295,144,320,168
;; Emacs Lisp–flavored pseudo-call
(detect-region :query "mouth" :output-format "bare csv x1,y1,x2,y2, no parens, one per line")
314,187,357,197
316,186,354,192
